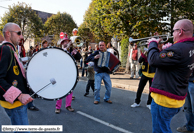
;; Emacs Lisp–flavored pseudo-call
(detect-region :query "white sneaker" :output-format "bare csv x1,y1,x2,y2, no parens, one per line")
146,105,151,110
131,103,140,108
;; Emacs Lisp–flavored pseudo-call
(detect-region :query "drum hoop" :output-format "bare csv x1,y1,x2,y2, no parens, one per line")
26,46,79,101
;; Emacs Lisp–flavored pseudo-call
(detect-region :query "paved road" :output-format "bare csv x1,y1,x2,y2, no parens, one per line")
0,79,186,133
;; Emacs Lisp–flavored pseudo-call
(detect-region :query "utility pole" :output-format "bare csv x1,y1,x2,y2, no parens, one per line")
0,0,12,9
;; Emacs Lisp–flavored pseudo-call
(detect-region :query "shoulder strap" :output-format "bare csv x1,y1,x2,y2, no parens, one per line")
1,44,14,71
7,46,14,71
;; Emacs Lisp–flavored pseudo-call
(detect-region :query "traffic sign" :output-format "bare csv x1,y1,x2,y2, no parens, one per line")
60,32,64,39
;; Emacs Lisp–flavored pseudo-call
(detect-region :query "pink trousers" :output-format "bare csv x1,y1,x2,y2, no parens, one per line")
56,92,73,109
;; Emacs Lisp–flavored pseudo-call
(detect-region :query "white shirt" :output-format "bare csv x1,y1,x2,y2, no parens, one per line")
107,48,114,55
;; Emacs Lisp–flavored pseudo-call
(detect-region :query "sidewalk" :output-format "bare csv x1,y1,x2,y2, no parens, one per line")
78,69,150,94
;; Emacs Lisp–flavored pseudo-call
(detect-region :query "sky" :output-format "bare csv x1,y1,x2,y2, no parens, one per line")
0,0,92,26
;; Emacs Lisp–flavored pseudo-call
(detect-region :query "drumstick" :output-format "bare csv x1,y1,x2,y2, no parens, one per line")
31,78,56,97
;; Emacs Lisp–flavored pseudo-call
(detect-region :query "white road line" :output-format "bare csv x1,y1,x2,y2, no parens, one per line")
77,111,133,133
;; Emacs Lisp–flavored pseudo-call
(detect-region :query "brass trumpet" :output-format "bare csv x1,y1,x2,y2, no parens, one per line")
129,35,173,46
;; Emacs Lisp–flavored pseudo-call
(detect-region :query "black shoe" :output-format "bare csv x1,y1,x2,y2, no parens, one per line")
84,93,89,96
28,106,39,111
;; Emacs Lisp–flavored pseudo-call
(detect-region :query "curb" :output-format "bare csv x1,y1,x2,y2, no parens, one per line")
79,77,149,94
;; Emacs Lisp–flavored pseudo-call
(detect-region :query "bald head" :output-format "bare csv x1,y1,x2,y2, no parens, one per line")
175,19,193,36
3,23,20,38
2,22,23,46
173,19,194,42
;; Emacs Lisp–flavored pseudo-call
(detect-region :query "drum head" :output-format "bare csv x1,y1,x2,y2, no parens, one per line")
26,47,78,100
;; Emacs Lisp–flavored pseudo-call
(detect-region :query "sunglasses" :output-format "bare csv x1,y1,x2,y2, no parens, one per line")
173,29,187,33
10,31,22,36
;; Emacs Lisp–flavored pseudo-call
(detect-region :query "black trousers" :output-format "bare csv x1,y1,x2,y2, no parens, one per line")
135,74,153,105
86,80,94,93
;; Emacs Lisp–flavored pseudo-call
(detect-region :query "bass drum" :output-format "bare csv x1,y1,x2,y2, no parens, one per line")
26,47,78,100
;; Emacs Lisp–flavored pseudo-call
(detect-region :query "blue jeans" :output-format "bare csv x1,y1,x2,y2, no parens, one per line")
185,82,194,131
94,72,112,102
80,58,82,68
151,100,181,133
4,105,29,126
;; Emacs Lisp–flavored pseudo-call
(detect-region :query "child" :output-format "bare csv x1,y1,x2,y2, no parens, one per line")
84,62,95,96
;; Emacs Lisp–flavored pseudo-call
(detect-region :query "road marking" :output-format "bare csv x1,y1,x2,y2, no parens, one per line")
77,111,133,133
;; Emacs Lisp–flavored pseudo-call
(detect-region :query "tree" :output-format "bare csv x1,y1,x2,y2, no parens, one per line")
84,0,112,43
0,2,44,42
83,0,194,67
84,0,194,39
78,22,95,44
120,38,129,67
44,11,77,44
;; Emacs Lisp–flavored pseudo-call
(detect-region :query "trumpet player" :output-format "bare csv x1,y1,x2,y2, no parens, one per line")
147,19,194,133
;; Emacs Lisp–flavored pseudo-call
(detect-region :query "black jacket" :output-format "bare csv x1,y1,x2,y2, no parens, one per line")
148,38,194,100
139,53,156,74
0,42,29,101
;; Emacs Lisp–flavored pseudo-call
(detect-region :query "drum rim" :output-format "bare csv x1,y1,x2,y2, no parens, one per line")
26,46,79,101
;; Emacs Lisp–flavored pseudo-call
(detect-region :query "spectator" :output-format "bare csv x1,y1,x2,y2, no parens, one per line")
88,45,93,56
129,43,141,79
28,46,34,57
81,48,88,77
33,44,39,53
177,63,194,132
95,44,99,51
107,42,114,55
41,40,48,49
84,62,95,96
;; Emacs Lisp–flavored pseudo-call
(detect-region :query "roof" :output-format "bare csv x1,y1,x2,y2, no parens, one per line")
34,10,53,23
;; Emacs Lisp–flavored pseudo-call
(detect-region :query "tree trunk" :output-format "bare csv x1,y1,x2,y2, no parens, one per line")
124,44,131,73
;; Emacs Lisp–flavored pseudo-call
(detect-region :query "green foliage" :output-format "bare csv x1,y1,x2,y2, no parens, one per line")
82,0,194,68
78,22,94,43
83,0,194,40
84,0,112,42
44,12,77,42
120,38,129,67
0,2,44,42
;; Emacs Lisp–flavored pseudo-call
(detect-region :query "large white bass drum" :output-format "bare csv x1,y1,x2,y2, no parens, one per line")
26,47,78,100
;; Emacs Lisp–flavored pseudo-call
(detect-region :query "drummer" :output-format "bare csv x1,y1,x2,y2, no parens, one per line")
0,22,33,126
55,33,75,113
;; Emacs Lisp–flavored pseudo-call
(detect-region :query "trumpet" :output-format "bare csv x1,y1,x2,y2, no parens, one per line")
129,35,173,46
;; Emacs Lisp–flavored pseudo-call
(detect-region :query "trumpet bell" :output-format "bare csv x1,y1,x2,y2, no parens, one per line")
70,36,84,47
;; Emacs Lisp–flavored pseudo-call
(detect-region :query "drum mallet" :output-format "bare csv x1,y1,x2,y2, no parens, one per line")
31,78,56,97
